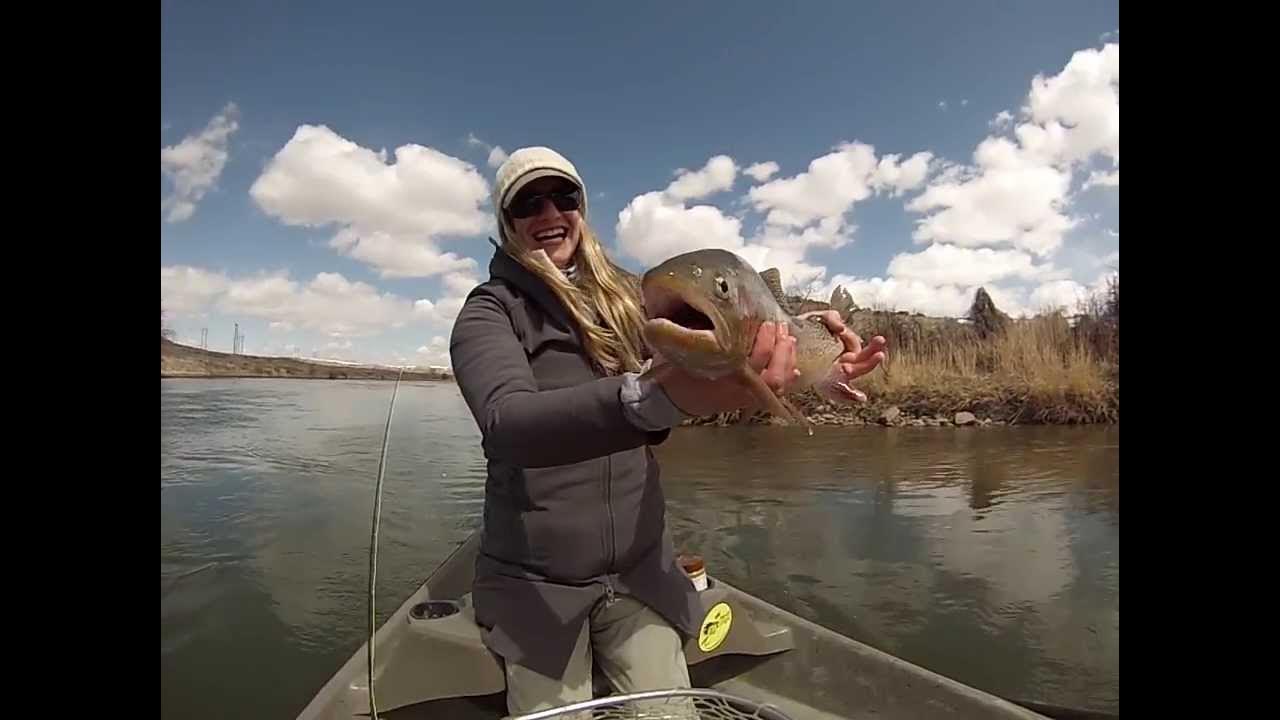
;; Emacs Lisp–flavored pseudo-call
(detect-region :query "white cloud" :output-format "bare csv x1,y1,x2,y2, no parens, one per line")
416,336,450,366
906,43,1117,261
990,110,1015,130
161,263,480,367
328,228,477,279
249,125,489,278
871,152,934,197
938,100,948,110
414,271,479,324
615,191,748,267
467,133,509,169
161,266,231,314
161,102,240,222
664,155,738,201
618,143,937,294
825,275,1020,318
1027,270,1117,315
747,142,879,229
887,244,1065,288
222,271,416,337
1025,43,1120,167
772,42,1117,320
614,42,1118,323
1083,170,1119,189
1028,280,1088,313
613,188,834,293
744,161,779,183
161,264,472,340
907,136,1077,257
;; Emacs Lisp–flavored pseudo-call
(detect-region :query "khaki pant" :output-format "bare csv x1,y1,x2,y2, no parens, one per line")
504,594,695,718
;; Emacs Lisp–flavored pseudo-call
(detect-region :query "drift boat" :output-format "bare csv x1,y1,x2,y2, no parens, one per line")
294,530,1122,720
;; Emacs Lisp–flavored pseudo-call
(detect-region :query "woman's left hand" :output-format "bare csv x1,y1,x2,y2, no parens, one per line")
799,311,888,390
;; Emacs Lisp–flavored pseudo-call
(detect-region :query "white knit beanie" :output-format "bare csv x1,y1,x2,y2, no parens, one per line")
492,147,588,242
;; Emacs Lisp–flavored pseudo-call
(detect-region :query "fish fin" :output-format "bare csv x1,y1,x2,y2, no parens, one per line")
828,285,857,323
815,361,869,406
829,380,867,404
759,268,793,314
735,364,815,436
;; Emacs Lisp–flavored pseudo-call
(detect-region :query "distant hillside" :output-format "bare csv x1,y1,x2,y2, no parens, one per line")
161,338,453,381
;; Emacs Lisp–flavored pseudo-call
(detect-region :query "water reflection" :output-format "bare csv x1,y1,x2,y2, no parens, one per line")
655,425,1119,712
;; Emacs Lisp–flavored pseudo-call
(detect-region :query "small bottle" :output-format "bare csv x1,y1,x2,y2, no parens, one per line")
679,553,707,592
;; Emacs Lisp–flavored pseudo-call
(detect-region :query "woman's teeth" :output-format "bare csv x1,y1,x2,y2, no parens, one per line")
534,228,567,242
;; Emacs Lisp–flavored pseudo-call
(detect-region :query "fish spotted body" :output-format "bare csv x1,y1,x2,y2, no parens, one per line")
640,248,863,431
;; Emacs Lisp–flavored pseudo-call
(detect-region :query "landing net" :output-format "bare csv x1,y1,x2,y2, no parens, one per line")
506,688,794,720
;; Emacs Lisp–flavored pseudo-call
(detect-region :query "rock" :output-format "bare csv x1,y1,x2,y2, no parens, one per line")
968,287,1012,338
880,406,902,425
955,411,978,426
911,419,926,427
981,418,992,427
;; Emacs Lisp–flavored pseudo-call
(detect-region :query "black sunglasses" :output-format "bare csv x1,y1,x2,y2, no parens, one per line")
507,187,582,219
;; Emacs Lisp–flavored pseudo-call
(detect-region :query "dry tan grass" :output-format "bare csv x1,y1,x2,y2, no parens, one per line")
850,313,1117,424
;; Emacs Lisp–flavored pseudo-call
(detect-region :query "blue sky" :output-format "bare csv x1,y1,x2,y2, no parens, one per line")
161,1,1119,367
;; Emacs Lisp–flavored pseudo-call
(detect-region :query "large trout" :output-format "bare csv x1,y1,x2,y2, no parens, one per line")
640,248,864,432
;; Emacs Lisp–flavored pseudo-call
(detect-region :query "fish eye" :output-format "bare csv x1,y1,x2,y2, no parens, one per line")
714,276,730,297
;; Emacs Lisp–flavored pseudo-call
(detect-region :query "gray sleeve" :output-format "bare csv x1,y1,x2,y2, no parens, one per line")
449,289,672,468
620,367,687,431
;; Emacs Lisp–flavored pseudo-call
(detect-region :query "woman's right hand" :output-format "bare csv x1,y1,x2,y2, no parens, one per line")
655,321,799,416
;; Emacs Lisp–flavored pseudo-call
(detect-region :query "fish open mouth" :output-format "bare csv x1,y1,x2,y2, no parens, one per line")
659,302,714,331
643,283,715,330
641,278,722,356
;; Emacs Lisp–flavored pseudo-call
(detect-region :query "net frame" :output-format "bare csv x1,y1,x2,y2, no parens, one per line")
505,687,795,720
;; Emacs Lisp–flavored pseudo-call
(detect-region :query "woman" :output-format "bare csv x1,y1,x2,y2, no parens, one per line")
449,146,885,715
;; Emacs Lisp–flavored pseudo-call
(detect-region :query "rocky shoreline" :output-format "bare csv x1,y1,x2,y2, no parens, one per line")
680,384,1118,428
684,406,1017,429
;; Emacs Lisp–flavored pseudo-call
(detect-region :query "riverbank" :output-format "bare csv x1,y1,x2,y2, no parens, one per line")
161,339,453,381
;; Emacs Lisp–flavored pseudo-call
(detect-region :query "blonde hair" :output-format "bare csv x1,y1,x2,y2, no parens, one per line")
500,221,648,375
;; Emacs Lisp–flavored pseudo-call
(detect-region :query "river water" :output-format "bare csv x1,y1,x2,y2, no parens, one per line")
160,379,1118,719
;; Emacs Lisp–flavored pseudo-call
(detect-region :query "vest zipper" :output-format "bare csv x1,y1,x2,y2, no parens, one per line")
605,453,615,569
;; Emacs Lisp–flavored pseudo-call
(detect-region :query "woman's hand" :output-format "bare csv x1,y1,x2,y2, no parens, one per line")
656,321,800,416
799,311,887,401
